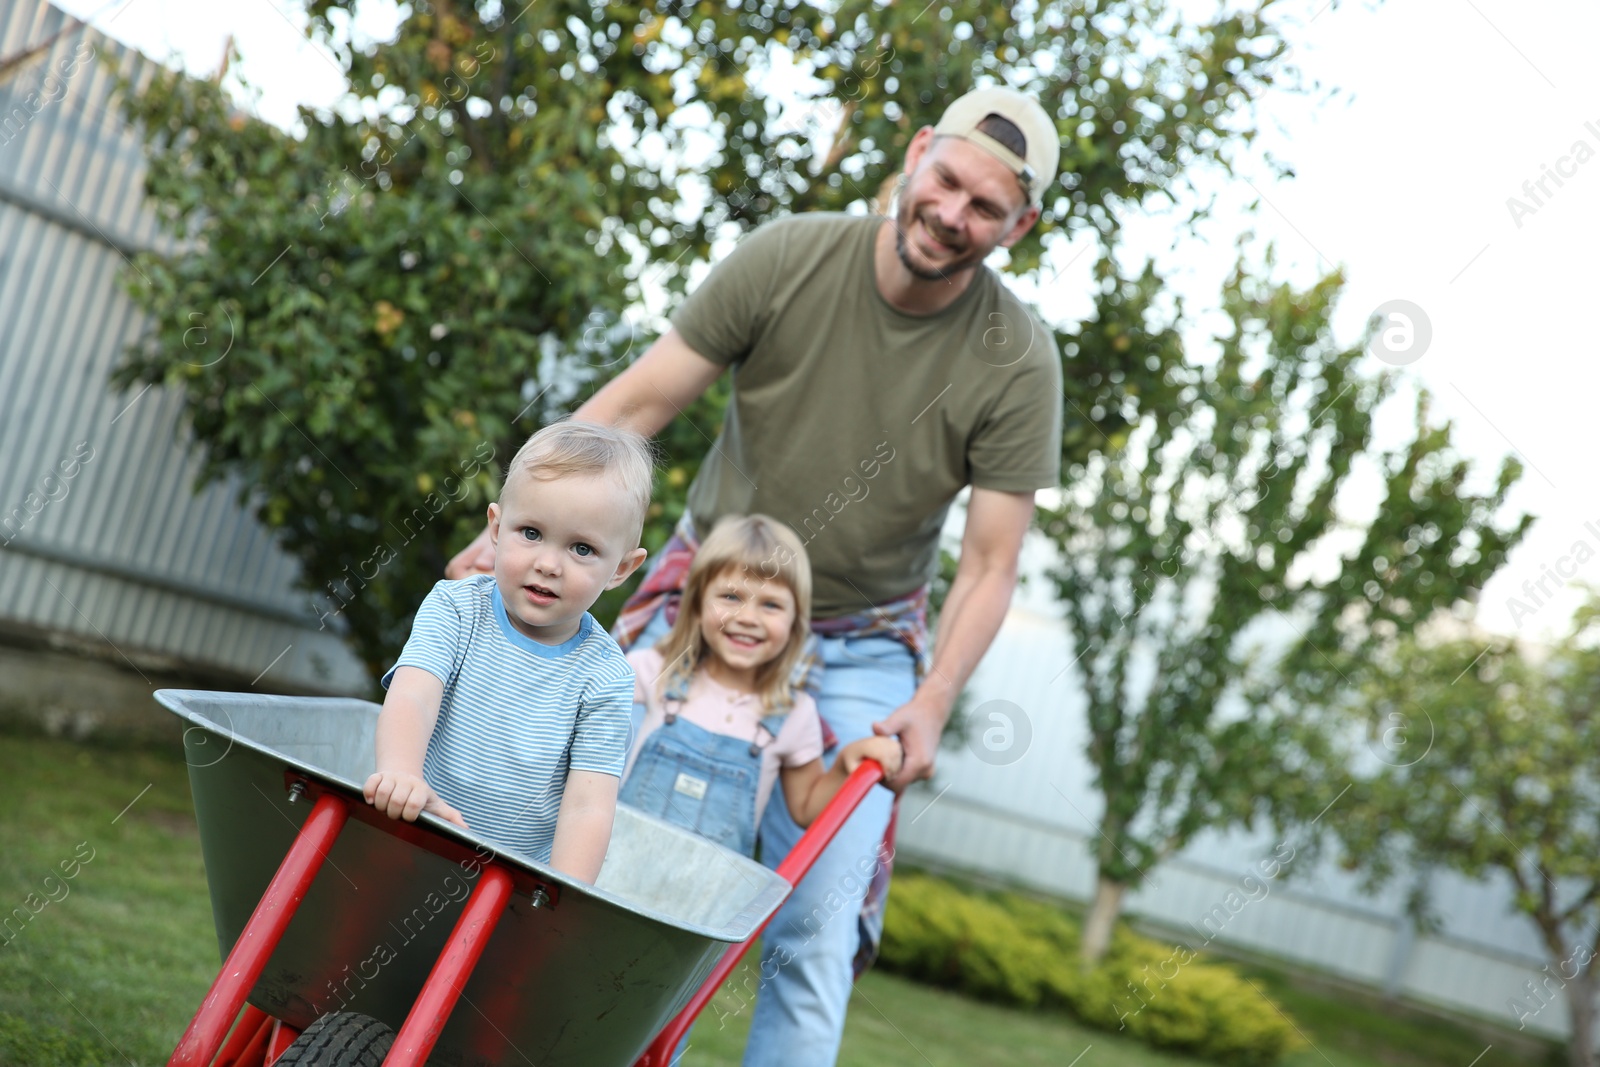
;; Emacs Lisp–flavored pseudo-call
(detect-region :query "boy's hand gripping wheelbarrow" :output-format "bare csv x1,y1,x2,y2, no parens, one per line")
157,690,888,1067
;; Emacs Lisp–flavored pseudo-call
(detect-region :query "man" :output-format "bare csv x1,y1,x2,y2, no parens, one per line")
447,86,1063,1065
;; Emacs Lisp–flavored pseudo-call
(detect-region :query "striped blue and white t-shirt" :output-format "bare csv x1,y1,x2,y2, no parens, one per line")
381,575,634,865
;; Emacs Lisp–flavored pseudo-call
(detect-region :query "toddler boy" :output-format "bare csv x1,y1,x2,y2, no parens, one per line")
363,420,652,880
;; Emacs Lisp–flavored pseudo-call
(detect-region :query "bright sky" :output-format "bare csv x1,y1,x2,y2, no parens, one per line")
53,0,1600,642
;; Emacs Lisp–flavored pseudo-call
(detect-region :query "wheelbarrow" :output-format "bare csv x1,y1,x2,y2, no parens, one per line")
156,689,886,1067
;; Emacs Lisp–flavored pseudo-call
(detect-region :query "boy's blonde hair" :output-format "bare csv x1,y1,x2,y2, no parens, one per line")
505,420,655,546
655,515,812,713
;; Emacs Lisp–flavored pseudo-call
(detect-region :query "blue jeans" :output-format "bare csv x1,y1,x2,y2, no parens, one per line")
629,609,914,1067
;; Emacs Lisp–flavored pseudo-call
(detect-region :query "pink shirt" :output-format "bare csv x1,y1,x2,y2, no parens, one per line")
625,648,824,823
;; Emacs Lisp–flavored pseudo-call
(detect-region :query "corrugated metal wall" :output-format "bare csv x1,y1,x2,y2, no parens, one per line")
0,0,367,693
899,598,1573,1039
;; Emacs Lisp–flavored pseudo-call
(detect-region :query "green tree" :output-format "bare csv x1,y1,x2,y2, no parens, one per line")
1038,261,1531,961
113,0,1297,682
1330,604,1600,1066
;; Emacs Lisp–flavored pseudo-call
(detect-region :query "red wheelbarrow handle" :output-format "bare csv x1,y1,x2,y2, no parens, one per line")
633,758,887,1067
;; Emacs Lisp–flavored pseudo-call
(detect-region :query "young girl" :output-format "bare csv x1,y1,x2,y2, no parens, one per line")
620,514,903,861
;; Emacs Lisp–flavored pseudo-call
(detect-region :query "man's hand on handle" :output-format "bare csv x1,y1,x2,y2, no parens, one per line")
868,489,1037,791
445,527,496,579
871,693,950,791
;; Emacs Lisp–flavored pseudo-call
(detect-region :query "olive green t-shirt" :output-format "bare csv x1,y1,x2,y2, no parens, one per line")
673,212,1063,618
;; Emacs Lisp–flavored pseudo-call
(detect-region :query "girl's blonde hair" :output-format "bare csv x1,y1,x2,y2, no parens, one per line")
654,514,812,713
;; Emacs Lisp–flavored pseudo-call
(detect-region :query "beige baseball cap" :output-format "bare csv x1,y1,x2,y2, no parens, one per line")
933,86,1060,208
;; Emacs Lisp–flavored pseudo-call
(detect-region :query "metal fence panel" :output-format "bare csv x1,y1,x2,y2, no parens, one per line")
0,1,366,693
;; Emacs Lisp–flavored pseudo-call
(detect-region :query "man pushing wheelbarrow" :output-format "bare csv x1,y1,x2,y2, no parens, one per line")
446,83,1064,1067
164,84,1062,1067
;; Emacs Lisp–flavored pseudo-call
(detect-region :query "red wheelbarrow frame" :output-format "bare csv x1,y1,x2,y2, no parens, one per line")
168,760,887,1067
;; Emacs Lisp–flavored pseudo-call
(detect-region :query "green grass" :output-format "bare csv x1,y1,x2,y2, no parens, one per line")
681,954,1555,1067
688,962,1194,1067
1,735,215,1067
0,733,1562,1067
1229,961,1560,1067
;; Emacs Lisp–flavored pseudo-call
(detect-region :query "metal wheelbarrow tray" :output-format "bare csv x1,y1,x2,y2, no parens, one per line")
156,689,885,1067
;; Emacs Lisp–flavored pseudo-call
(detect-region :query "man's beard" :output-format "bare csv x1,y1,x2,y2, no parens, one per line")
893,202,981,282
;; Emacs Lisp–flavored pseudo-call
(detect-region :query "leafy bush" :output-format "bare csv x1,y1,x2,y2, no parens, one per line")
880,872,1300,1066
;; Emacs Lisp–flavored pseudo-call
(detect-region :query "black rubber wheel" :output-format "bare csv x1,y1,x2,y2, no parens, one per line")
274,1012,395,1066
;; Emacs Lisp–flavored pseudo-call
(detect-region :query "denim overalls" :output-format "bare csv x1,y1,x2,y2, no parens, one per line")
619,672,785,858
